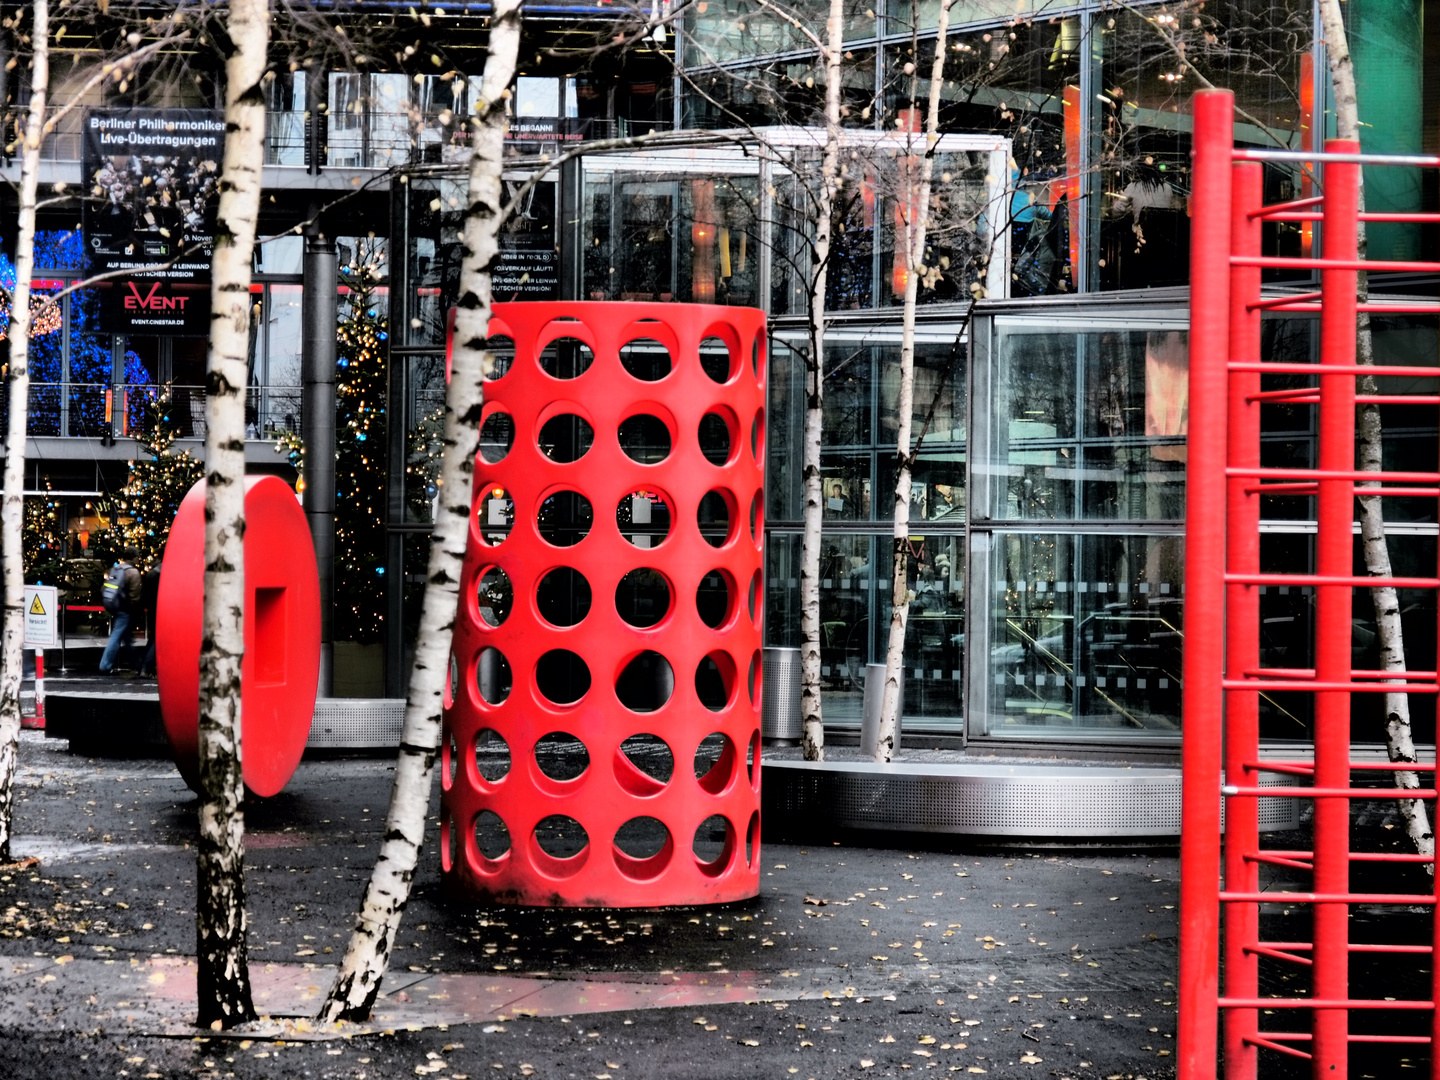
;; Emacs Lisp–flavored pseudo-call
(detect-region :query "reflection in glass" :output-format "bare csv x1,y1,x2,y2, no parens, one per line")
987,532,1184,735
987,328,1188,521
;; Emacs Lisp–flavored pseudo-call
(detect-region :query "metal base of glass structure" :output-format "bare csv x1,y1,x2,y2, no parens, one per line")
762,760,1300,840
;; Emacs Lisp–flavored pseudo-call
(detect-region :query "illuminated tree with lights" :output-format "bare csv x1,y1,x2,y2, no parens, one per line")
333,263,389,643
91,387,203,566
21,485,66,584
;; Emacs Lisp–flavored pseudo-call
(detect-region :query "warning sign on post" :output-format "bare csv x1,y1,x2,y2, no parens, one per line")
23,585,57,647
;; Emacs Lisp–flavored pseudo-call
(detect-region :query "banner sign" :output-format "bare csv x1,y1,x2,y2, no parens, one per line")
494,235,560,301
493,180,559,301
505,116,592,152
83,108,223,333
102,278,213,335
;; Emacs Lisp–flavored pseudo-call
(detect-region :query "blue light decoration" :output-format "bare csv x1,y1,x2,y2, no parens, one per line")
0,230,120,437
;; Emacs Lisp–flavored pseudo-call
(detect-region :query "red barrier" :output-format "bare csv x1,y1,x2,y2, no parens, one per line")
1182,91,1440,1078
441,302,766,907
157,475,321,797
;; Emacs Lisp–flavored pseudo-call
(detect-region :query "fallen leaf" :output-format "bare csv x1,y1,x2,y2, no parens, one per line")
860,1060,875,1069
1020,1053,1042,1064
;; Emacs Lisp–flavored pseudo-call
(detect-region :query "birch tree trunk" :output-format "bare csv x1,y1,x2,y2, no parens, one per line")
0,0,47,864
195,0,269,1028
1317,0,1432,864
319,0,523,1022
798,0,846,762
874,0,954,763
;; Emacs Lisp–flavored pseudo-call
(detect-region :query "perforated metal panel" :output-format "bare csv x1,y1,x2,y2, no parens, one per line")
305,699,406,749
763,761,1298,838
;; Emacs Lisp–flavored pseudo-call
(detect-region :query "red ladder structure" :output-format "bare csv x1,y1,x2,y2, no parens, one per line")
1181,90,1440,1078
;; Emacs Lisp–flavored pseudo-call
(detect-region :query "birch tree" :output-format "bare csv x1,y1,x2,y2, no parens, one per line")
194,0,270,1028
795,0,846,762
872,0,954,762
319,0,523,1022
1316,0,1433,864
0,0,48,864
0,5,193,864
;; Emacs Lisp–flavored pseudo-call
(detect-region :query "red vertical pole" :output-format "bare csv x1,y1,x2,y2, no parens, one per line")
1222,160,1264,1080
1179,89,1234,1080
1312,137,1360,1077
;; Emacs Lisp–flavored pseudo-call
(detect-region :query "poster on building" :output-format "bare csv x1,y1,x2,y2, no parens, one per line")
504,116,591,154
493,180,559,301
82,108,224,333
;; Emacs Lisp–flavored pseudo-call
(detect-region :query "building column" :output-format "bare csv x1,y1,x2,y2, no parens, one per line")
303,228,337,697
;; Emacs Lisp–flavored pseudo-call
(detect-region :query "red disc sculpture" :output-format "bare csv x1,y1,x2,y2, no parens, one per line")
157,475,321,797
442,301,766,907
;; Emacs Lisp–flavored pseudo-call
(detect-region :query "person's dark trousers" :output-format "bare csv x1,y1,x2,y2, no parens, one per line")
99,610,134,673
139,633,156,678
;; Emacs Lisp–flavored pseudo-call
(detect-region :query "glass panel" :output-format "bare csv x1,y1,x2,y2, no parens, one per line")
823,341,872,446
1096,1,1313,290
684,51,877,130
905,0,1078,33
256,284,303,438
817,534,877,722
880,21,1081,298
1254,531,1440,746
876,533,965,725
266,71,307,166
684,0,875,68
405,354,448,524
987,327,1189,520
988,329,1077,520
22,283,65,436
770,139,1002,314
987,532,1184,737
405,177,465,346
767,338,805,523
880,451,966,524
821,451,873,521
256,234,303,275
766,533,802,648
581,157,762,305
879,341,964,444
368,73,412,169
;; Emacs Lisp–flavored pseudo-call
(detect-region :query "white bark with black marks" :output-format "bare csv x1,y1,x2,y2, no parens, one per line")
799,0,846,763
319,0,523,1023
1318,0,1433,867
875,0,955,763
0,0,48,864
195,0,268,1028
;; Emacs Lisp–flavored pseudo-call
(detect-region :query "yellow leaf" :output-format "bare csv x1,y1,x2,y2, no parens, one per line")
860,1060,875,1069
1020,1054,1043,1064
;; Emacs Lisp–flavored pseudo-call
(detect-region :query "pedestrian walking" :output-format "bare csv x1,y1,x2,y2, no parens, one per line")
98,545,142,674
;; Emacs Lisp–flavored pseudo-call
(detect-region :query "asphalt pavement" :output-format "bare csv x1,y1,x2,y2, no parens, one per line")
0,730,1180,1080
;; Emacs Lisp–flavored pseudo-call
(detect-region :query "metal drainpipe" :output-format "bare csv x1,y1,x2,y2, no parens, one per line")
302,227,337,697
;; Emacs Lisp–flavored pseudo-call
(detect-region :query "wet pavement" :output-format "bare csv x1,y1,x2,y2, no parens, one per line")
0,730,1180,1079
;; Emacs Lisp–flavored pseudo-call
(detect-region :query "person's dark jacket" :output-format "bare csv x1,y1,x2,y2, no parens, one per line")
117,561,142,608
140,566,160,613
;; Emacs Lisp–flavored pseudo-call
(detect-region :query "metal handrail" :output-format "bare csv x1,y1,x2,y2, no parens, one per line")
18,381,304,440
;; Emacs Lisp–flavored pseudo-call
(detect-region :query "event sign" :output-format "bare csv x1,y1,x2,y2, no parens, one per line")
82,108,224,333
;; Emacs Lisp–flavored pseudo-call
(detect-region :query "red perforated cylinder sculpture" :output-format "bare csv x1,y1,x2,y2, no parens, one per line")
441,302,766,907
